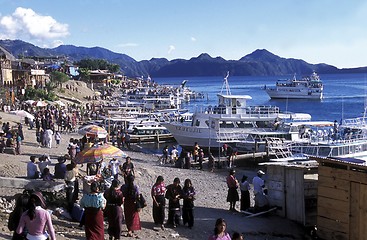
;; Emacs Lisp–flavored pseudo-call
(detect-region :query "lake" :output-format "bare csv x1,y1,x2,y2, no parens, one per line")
154,73,367,122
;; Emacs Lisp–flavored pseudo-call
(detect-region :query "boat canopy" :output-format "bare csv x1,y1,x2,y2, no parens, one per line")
278,113,312,121
217,94,252,100
285,121,334,127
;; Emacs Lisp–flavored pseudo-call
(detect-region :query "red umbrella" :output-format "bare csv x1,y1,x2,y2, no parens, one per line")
74,143,126,164
78,125,108,138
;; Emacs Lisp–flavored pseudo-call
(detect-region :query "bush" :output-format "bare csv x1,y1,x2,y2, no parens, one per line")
24,88,58,101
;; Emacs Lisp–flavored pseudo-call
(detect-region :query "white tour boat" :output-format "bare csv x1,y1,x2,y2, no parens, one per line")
163,72,311,151
265,71,323,99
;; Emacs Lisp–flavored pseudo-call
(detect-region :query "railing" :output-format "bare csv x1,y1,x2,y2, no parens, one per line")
194,105,279,118
290,139,367,158
216,131,249,143
342,117,367,128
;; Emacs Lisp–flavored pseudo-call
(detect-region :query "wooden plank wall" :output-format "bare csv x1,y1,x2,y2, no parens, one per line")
285,168,305,224
267,165,317,226
316,158,367,240
304,174,318,226
350,182,367,240
267,165,286,217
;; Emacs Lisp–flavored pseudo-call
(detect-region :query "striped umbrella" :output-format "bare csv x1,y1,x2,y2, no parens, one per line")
74,143,127,164
78,125,108,138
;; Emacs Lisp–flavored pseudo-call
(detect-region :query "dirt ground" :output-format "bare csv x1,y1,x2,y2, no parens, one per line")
0,80,309,239
0,111,308,240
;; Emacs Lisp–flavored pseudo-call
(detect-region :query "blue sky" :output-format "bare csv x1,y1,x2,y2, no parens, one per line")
0,0,366,68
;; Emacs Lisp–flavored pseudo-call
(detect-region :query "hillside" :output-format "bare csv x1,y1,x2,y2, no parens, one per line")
56,80,95,104
0,39,364,78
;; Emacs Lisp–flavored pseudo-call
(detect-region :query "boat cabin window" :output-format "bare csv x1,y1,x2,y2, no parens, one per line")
219,121,235,128
192,119,200,127
236,121,253,128
256,121,272,128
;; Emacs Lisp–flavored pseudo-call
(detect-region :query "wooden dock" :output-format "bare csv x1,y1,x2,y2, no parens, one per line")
211,152,268,168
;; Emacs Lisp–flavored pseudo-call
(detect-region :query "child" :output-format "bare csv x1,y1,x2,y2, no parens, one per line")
55,131,61,146
42,167,54,181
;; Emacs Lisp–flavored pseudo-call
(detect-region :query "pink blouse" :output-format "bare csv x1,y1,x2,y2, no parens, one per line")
208,232,232,240
16,206,56,240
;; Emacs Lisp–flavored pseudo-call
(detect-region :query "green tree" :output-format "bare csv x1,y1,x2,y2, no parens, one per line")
108,63,120,73
78,68,91,82
24,87,58,101
50,71,69,89
75,58,120,73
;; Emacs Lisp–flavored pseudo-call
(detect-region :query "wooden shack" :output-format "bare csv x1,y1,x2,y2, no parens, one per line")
312,156,367,240
265,162,318,226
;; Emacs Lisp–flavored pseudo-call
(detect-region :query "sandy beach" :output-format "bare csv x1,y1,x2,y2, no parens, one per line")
0,112,306,240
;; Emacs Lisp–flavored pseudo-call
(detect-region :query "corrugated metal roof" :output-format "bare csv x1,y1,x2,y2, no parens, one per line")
0,45,16,61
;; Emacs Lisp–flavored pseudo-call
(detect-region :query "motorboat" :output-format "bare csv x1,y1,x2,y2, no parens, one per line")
265,71,323,99
129,125,174,143
163,72,312,151
287,114,367,159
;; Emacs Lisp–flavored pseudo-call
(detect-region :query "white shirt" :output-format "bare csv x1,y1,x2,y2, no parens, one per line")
252,176,264,195
171,149,179,158
240,181,250,192
108,159,120,175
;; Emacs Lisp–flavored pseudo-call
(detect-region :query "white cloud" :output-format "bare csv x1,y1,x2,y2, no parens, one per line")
168,45,175,54
0,7,69,45
50,40,64,48
191,37,197,42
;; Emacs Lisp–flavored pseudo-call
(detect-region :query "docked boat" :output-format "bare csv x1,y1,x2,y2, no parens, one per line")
289,115,367,159
129,125,174,143
163,72,311,151
265,71,323,99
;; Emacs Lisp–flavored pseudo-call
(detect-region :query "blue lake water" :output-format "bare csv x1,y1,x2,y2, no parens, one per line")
154,73,367,122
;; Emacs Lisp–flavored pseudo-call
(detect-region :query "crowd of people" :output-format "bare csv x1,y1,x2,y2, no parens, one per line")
15,121,269,240
4,101,271,240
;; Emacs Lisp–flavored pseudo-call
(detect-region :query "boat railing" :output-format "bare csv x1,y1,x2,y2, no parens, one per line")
195,105,279,118
290,140,367,158
342,117,367,128
215,131,249,143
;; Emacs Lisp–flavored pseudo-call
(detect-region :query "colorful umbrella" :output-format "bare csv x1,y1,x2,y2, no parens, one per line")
54,100,66,107
74,143,127,164
33,100,48,107
78,124,108,138
24,100,35,105
10,110,35,120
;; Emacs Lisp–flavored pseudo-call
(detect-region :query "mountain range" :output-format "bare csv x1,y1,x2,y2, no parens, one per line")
1,39,366,77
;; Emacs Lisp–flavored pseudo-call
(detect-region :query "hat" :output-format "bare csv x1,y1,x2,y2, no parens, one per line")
257,170,265,175
30,191,47,209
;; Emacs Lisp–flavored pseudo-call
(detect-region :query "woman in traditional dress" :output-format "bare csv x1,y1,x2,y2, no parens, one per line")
165,177,182,228
208,218,231,240
80,181,106,240
226,169,239,211
104,179,124,240
240,175,251,211
182,178,196,229
151,176,166,230
121,175,141,237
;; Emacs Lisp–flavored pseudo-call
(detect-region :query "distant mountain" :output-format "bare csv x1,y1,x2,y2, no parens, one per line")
0,39,364,77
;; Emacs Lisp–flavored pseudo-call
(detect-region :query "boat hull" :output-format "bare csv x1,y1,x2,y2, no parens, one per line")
162,123,217,148
266,89,323,99
130,133,175,143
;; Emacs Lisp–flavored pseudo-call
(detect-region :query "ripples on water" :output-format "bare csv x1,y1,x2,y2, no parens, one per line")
142,73,367,152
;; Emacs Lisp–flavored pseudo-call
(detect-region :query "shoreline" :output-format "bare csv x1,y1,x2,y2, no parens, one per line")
0,112,306,240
